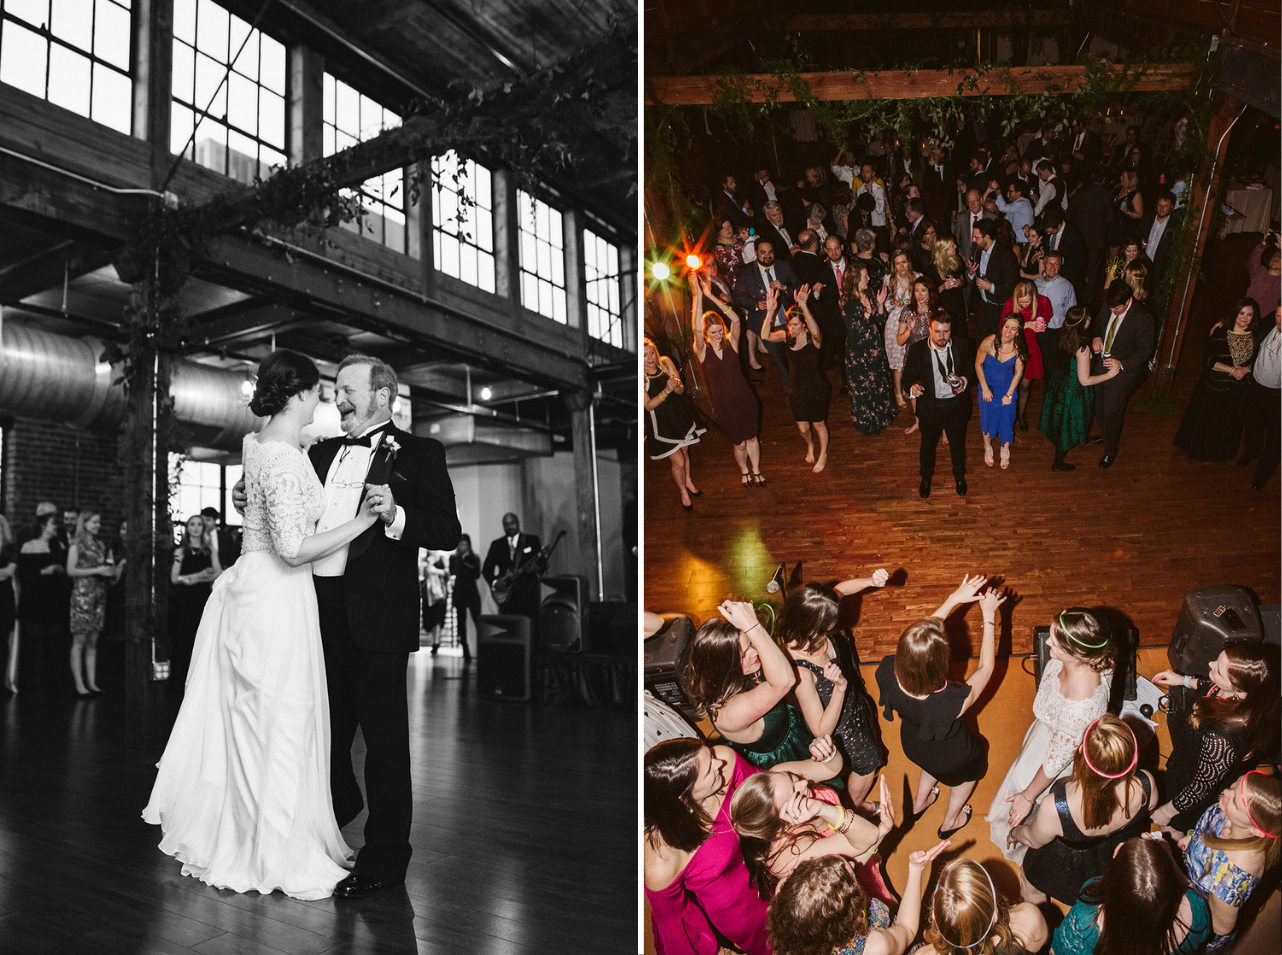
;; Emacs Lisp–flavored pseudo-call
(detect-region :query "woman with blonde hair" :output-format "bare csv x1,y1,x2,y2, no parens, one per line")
1179,771,1280,953
882,251,921,408
987,608,1115,861
1009,714,1157,903
927,234,968,338
999,281,1051,430
66,510,117,696
644,335,705,508
169,514,223,689
916,858,1047,955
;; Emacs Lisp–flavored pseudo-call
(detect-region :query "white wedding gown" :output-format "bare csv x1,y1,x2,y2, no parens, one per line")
143,434,351,899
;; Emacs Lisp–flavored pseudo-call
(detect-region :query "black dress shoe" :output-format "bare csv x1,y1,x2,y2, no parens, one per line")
1251,478,1267,490
749,376,764,385
688,489,704,498
681,501,693,511
938,805,973,839
1098,453,1116,469
1238,455,1256,467
956,478,967,496
1051,461,1077,472
335,873,392,899
919,480,931,498
1087,435,1104,445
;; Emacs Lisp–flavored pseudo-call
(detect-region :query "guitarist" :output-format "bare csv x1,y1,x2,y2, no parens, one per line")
481,513,542,618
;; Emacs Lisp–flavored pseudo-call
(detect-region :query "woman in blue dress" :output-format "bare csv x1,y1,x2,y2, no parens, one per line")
974,314,1026,470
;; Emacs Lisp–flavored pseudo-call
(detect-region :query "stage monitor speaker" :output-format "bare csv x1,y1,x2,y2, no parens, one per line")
477,614,532,701
1034,623,1138,705
539,575,589,652
587,600,636,657
644,614,700,724
1168,586,1264,674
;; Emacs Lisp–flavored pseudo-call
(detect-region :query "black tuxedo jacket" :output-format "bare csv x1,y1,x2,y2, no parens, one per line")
1092,301,1156,389
481,532,544,585
734,259,799,332
744,179,780,219
1067,182,1116,249
978,243,1020,308
790,250,826,288
1047,222,1088,288
1140,212,1180,289
1069,130,1103,171
309,425,461,652
922,162,958,200
902,337,974,422
754,220,799,261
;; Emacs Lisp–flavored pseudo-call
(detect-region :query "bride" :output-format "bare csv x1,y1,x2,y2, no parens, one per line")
143,350,379,899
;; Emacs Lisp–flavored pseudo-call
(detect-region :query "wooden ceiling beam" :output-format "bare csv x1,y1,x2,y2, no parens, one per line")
780,10,1072,31
0,240,115,304
646,63,1199,105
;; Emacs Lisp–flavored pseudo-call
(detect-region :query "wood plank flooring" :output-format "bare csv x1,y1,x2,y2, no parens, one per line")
644,234,1280,657
0,647,635,954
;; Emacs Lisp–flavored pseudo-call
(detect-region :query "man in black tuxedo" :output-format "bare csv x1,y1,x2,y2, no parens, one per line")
811,234,852,380
481,512,543,618
713,173,750,229
756,201,800,260
1068,121,1103,175
733,239,798,387
200,507,241,569
969,219,1020,341
1039,206,1087,296
744,167,781,219
903,312,972,497
790,230,826,287
1090,283,1156,468
1023,123,1059,165
1140,191,1180,296
921,145,957,228
308,354,460,897
1067,169,1116,308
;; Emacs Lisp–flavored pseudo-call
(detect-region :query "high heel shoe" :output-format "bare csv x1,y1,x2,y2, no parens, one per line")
752,472,766,488
938,805,973,839
908,786,941,823
687,488,703,498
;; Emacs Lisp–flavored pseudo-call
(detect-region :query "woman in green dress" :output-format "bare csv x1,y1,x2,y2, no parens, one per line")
1038,306,1120,472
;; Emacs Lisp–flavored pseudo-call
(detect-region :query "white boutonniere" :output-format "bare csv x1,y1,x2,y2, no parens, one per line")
384,435,401,458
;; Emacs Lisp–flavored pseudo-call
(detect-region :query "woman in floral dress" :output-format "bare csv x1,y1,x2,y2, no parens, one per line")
882,251,920,408
841,260,898,436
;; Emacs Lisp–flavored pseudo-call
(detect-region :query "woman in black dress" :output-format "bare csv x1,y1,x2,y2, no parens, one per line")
1175,299,1260,462
694,276,764,487
928,235,968,338
874,575,999,840
448,534,480,663
1009,714,1157,905
169,514,222,689
644,337,705,510
16,514,68,692
760,285,831,473
1107,169,1145,254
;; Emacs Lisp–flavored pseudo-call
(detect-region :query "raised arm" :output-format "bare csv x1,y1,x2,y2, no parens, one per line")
692,279,707,362
931,574,988,619
866,840,952,955
834,568,890,596
760,287,785,343
796,290,823,347
774,734,846,782
713,600,798,734
958,588,1005,716
793,661,847,738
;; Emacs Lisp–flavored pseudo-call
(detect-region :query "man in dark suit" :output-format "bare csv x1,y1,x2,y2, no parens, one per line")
903,312,973,497
1140,191,1180,296
744,167,781,219
481,512,543,617
1090,283,1157,468
756,201,800,260
308,354,461,898
921,145,957,228
734,238,798,386
1039,206,1087,296
1068,121,1103,175
1108,126,1144,173
811,234,852,379
1067,169,1116,308
200,507,241,569
790,230,826,287
1023,123,1059,165
713,173,750,229
969,219,1019,341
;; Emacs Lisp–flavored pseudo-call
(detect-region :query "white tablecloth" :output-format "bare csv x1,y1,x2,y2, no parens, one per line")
1222,185,1274,236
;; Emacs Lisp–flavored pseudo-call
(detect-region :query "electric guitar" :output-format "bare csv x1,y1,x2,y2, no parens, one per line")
490,531,566,607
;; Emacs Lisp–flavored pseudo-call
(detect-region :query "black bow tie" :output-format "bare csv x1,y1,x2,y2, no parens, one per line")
340,425,390,447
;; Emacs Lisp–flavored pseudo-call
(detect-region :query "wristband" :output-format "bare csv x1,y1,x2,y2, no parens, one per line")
826,807,845,832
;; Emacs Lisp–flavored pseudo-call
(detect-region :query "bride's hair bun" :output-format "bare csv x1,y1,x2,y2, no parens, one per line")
249,349,321,417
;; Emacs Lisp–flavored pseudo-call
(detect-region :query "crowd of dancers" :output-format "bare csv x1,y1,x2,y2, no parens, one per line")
644,574,1280,955
644,119,1282,507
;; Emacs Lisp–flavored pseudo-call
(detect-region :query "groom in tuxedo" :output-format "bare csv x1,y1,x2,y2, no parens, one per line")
310,354,460,897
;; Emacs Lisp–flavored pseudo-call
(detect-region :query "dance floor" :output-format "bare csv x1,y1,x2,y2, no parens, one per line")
0,648,635,954
644,234,1280,656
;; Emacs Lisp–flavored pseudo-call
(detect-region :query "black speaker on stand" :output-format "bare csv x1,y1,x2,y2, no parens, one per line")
539,575,589,652
477,614,533,701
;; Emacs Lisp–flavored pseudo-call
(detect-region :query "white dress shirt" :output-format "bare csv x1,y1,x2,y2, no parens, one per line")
1254,326,1281,389
1145,215,1170,257
928,341,957,398
314,421,407,578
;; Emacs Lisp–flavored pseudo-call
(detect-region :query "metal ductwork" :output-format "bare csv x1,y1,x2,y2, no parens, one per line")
415,412,554,465
0,322,262,450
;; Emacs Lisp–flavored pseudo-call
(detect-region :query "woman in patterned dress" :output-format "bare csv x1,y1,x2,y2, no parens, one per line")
840,260,898,436
66,510,118,697
882,251,921,408
897,278,939,436
1178,771,1280,954
711,217,749,293
1174,298,1261,462
766,841,952,955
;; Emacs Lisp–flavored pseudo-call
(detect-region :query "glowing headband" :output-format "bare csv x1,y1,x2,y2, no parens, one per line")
1079,718,1138,779
1058,611,1109,649
940,863,999,950
1240,771,1280,840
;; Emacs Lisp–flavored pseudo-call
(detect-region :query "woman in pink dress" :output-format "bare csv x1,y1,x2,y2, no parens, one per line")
1000,281,1052,431
645,737,842,955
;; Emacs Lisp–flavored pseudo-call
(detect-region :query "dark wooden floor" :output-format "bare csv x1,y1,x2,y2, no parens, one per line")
645,234,1281,656
0,646,636,954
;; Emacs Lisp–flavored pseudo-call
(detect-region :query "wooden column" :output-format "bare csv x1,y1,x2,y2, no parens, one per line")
493,169,521,309
288,47,324,165
132,0,173,187
1150,91,1245,398
565,388,602,600
563,207,588,339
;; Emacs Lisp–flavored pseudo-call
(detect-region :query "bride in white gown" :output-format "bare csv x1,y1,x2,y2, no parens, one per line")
144,350,379,900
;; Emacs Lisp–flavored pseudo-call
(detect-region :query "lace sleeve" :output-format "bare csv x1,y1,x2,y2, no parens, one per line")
1172,732,1238,813
260,452,314,561
1043,692,1106,778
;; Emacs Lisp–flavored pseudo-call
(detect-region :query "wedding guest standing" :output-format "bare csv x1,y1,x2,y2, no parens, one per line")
1240,304,1281,489
926,235,968,339
711,217,749,293
987,609,1114,862
1174,299,1260,462
1178,771,1280,954
876,576,998,840
897,280,938,437
644,337,705,510
840,261,898,436
66,510,115,697
1244,231,1280,314
883,251,920,409
974,315,1026,470
169,514,222,689
16,513,65,691
1009,714,1157,904
1039,307,1119,471
448,535,480,663
761,289,831,473
696,278,766,487
1000,282,1050,431
904,312,973,498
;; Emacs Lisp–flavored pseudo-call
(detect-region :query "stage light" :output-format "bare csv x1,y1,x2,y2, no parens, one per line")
480,386,493,400
651,262,671,281
685,254,702,270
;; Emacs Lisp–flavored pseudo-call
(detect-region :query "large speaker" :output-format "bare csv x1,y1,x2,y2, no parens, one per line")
477,615,533,701
539,575,589,652
644,613,700,723
586,600,636,657
1168,586,1264,674
1033,623,1137,707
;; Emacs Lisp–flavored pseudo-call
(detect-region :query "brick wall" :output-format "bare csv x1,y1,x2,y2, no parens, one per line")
2,417,124,538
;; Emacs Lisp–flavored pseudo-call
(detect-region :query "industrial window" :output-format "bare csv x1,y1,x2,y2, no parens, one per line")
517,191,566,323
323,73,407,254
431,151,495,293
170,0,287,183
169,455,241,531
584,229,625,349
0,0,133,134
